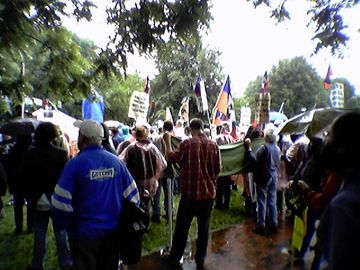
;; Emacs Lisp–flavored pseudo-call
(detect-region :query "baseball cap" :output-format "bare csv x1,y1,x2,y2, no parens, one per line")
75,120,104,139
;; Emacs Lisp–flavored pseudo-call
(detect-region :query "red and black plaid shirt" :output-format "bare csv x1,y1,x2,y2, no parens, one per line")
168,133,221,200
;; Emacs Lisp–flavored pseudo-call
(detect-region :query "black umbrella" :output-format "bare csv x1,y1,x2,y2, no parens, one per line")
0,118,40,136
276,107,360,138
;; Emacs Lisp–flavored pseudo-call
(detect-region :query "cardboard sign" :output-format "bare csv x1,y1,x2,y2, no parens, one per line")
128,91,149,119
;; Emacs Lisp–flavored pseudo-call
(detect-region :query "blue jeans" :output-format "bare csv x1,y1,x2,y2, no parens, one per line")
169,197,213,265
30,210,72,270
255,171,278,228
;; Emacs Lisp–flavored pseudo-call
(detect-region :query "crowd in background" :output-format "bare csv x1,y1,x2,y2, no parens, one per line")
0,111,359,270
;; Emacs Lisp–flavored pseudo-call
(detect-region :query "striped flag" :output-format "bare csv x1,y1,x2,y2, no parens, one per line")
213,75,235,125
194,75,209,113
324,65,333,90
178,97,189,125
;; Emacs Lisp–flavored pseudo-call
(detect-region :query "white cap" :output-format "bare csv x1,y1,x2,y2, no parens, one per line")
76,120,104,139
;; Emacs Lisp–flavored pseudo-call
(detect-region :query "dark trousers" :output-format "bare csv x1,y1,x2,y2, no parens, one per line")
13,194,33,231
215,176,231,209
153,177,172,218
70,234,119,270
169,197,213,265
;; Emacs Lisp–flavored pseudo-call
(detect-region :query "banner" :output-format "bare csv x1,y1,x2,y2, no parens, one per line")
330,83,344,108
128,91,149,119
255,92,271,124
239,106,251,133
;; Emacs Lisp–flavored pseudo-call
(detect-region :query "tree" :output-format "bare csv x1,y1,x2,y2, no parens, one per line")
244,56,328,118
2,0,358,106
150,41,224,124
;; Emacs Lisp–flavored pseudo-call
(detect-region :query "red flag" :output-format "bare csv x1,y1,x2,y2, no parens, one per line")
324,65,333,90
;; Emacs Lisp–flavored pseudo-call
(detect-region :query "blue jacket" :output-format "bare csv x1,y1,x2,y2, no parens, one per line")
52,145,139,240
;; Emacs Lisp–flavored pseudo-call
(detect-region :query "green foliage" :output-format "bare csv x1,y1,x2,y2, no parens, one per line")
244,56,328,118
151,40,224,124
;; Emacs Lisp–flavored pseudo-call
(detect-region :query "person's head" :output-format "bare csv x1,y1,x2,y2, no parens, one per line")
189,118,203,136
135,125,149,141
34,122,58,147
163,120,174,133
264,125,277,144
322,112,360,172
184,126,191,137
176,119,183,128
77,120,104,150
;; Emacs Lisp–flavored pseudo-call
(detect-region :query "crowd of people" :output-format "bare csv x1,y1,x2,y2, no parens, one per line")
0,111,359,270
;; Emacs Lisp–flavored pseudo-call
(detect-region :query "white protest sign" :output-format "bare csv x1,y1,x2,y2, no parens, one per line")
128,91,149,119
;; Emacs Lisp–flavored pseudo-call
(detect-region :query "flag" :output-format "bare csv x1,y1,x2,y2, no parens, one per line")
324,65,333,90
144,76,151,95
230,121,239,141
165,107,173,124
194,75,209,112
178,97,189,125
213,75,235,126
262,71,270,93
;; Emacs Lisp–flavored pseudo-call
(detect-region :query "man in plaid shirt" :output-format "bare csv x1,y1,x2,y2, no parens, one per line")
163,118,221,269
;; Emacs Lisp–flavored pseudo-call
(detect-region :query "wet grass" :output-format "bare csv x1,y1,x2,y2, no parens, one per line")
0,189,246,269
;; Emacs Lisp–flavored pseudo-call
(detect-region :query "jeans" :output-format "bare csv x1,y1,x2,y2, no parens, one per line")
30,210,72,270
70,233,119,270
256,171,278,228
169,197,213,266
153,177,173,218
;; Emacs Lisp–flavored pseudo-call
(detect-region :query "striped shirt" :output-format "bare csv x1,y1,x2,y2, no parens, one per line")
168,133,221,200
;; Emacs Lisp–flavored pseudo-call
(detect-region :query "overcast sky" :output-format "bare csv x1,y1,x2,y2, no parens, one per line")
63,1,360,96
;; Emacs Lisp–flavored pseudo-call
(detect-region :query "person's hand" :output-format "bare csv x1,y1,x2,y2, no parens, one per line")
244,138,251,150
163,132,171,143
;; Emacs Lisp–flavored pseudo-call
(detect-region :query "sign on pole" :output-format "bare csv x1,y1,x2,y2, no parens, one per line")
128,91,149,120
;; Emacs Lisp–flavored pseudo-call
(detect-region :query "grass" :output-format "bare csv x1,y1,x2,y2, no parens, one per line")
0,188,246,270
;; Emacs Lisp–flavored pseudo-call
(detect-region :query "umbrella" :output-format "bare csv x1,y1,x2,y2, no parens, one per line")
0,118,40,136
276,108,360,138
269,112,288,123
104,120,121,129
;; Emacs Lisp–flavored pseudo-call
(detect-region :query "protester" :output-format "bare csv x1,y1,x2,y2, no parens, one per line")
0,161,7,219
163,118,221,269
52,120,140,270
21,122,72,270
152,120,175,223
4,134,33,234
101,123,117,155
244,125,281,235
316,112,360,270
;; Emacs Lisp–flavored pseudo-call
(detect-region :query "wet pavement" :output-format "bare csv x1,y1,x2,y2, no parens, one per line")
129,215,314,270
